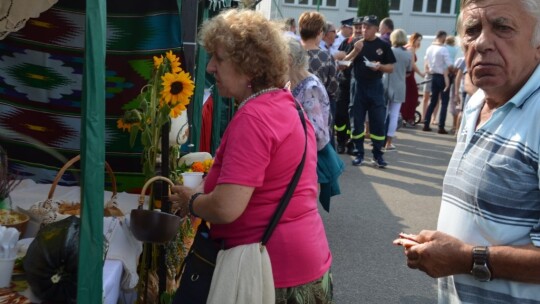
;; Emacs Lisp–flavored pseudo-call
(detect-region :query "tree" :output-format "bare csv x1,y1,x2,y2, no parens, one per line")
357,0,389,20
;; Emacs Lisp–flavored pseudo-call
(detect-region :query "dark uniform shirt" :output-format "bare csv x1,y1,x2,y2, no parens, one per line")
338,36,359,81
352,37,396,80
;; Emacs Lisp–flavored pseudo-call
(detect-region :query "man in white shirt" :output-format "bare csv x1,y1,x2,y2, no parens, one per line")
333,18,353,50
422,30,453,134
319,21,339,57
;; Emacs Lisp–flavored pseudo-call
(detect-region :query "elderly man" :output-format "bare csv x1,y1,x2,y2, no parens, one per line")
343,15,395,167
319,21,339,58
394,0,540,303
378,17,394,45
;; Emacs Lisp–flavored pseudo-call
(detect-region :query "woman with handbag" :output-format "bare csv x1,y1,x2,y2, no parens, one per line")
169,9,334,304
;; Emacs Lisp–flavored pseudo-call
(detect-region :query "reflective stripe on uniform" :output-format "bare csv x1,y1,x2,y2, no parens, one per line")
350,132,364,140
334,124,347,132
370,134,385,141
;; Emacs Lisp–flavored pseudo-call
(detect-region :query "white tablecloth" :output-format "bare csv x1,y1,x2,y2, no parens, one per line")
9,179,144,304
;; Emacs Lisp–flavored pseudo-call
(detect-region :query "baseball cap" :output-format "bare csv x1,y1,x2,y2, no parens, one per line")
352,16,363,25
361,15,378,27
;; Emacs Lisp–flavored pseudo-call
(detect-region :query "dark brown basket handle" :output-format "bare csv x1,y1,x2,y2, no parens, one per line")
47,155,117,200
138,176,175,209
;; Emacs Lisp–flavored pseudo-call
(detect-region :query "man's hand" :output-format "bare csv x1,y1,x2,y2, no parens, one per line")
398,230,473,278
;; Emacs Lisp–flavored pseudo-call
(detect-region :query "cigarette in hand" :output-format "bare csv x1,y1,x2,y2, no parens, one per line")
393,232,420,248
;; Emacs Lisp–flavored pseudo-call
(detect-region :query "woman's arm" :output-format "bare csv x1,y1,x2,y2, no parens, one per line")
170,183,254,224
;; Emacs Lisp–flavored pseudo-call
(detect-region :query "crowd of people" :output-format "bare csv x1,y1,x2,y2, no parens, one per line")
283,12,465,169
168,0,540,302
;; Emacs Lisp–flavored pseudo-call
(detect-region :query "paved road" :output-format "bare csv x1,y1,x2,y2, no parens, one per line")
320,125,457,304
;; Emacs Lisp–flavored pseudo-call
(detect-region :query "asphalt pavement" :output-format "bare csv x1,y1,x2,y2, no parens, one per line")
320,124,458,304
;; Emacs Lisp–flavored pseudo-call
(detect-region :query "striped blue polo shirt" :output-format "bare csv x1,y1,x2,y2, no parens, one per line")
437,63,540,304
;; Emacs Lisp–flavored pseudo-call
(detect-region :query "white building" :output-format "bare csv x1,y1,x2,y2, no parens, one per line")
256,0,463,78
257,0,460,38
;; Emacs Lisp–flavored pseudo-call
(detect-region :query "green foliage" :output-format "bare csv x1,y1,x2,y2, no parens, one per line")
357,0,389,20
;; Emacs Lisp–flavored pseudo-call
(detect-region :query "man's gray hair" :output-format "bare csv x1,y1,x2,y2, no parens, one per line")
458,0,540,46
323,21,335,35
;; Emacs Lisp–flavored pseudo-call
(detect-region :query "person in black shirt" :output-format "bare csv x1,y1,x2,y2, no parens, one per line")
334,21,362,154
342,16,396,168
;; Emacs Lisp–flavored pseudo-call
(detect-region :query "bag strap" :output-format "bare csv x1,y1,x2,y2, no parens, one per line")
261,101,307,245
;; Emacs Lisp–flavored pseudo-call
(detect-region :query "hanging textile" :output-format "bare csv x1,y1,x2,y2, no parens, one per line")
0,0,183,193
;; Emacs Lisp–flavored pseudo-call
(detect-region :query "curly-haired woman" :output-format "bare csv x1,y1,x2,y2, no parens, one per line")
170,9,333,304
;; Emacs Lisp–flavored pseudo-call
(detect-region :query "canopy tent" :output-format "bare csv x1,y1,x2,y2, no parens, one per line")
0,0,239,301
78,0,106,302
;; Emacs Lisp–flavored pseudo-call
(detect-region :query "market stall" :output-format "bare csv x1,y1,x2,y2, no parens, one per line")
9,178,142,303
0,0,230,302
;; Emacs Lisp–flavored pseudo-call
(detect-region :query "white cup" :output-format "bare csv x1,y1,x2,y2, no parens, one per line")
181,172,204,188
0,256,15,287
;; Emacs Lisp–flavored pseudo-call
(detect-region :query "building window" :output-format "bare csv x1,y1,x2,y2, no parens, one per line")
441,0,451,13
349,0,401,10
427,0,437,13
284,0,336,7
412,0,423,12
390,0,401,11
411,0,458,15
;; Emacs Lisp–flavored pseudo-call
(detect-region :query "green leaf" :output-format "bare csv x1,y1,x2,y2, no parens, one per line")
129,127,139,147
141,129,152,146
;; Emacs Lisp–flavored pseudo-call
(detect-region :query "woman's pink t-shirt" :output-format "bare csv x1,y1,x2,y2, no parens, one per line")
204,89,332,288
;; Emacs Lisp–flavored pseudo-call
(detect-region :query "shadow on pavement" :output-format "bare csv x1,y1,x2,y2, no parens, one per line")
320,127,455,303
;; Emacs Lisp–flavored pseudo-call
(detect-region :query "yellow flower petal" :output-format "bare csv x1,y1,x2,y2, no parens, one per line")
153,55,164,68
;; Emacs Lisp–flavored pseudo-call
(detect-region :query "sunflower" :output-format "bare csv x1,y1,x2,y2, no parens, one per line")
165,50,181,74
153,55,164,68
160,71,195,107
117,118,138,132
170,103,187,118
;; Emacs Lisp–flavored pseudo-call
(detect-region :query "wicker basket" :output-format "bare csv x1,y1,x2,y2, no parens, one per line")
28,155,122,226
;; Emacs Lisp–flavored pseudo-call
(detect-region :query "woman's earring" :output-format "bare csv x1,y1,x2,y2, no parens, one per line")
247,83,252,88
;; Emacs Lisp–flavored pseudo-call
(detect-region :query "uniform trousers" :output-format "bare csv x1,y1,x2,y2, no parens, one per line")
335,79,351,146
349,77,386,159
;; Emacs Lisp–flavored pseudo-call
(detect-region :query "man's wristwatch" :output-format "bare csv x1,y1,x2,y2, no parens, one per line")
470,246,492,282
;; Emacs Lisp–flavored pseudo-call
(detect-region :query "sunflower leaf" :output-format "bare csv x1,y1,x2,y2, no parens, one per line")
129,127,140,148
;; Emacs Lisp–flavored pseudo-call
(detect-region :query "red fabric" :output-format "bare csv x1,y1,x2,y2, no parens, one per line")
204,89,332,288
401,54,419,121
200,96,214,153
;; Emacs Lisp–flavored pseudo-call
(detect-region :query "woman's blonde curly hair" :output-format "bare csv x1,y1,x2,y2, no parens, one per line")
198,9,289,92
